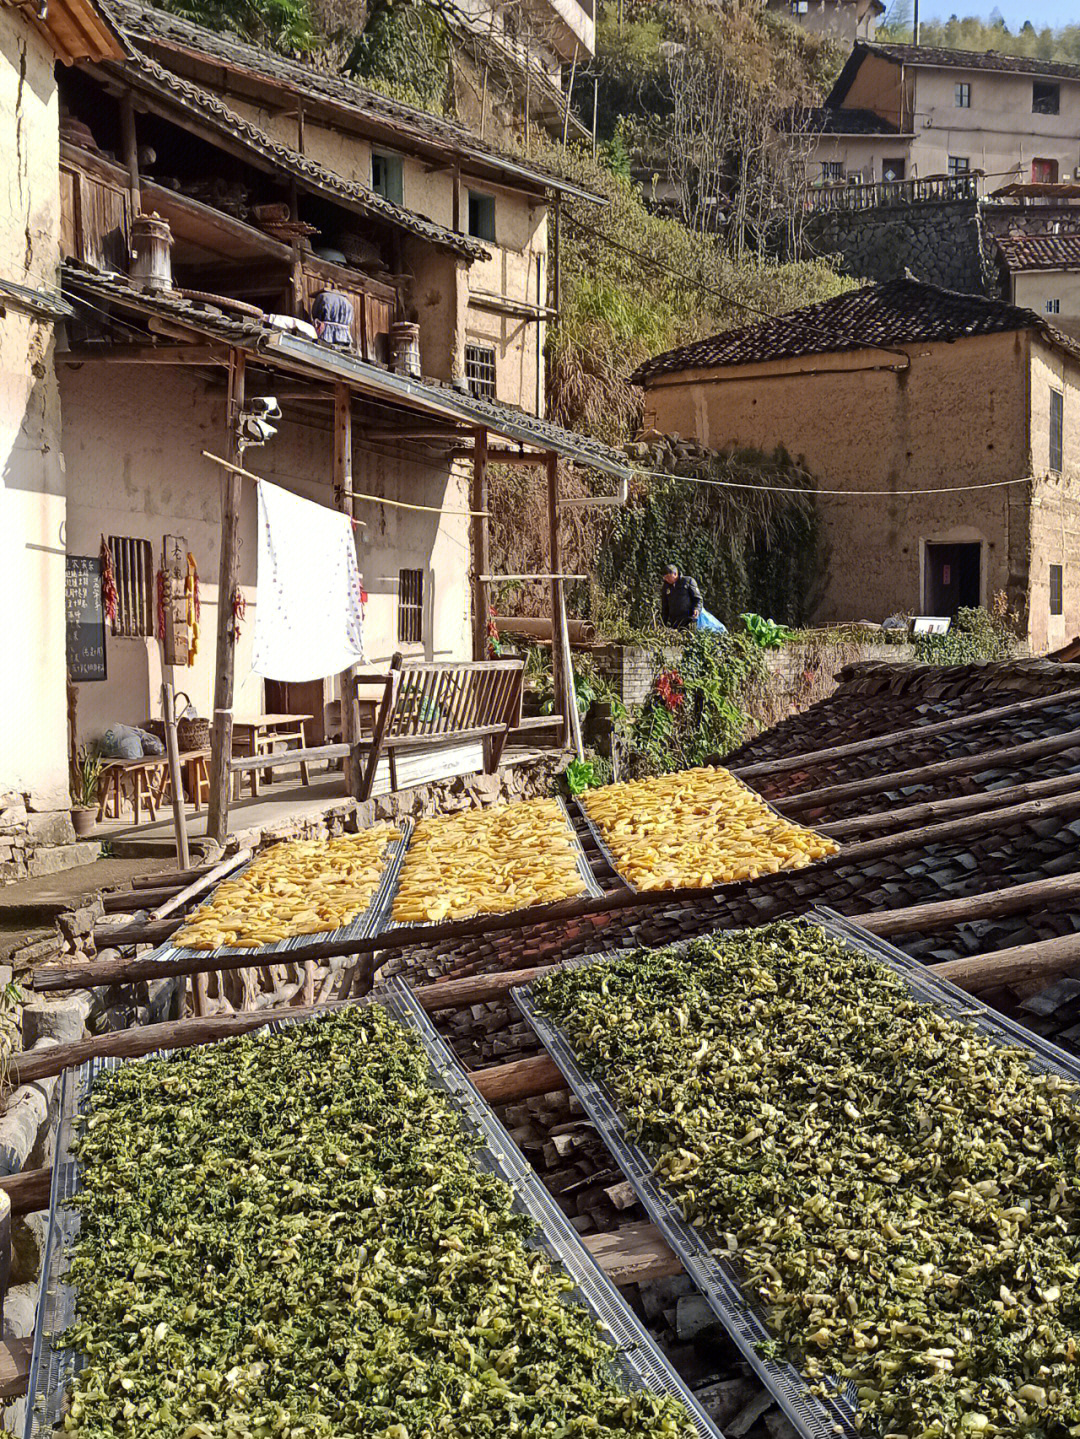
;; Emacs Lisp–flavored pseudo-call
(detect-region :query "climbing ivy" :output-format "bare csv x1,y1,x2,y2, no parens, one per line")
346,0,450,112
595,447,826,632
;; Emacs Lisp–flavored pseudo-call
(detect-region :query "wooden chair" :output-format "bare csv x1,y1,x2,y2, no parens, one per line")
356,654,525,800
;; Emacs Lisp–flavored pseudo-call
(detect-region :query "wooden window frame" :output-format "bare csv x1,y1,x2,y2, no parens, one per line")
107,535,155,638
1050,386,1064,473
465,343,497,401
398,567,424,645
1051,563,1064,616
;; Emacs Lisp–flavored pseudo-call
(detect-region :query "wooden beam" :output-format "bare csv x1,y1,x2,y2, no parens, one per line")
151,848,252,922
547,451,567,732
0,1167,50,1217
470,1053,565,1104
852,870,1080,938
91,916,182,948
731,686,1080,783
471,427,490,664
207,351,246,845
413,965,558,1012
582,1223,682,1286
334,382,360,798
821,770,1080,839
932,931,1080,994
821,789,1080,867
101,886,183,913
131,863,217,889
487,450,548,465
58,345,230,366
119,91,140,215
779,726,1080,816
230,745,351,771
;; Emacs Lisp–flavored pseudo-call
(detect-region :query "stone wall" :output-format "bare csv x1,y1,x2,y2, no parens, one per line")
0,791,99,882
805,198,998,295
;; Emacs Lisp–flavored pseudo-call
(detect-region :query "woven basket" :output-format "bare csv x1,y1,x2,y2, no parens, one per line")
177,717,211,751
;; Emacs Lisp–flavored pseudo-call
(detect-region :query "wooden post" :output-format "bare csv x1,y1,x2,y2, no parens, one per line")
333,383,360,797
471,428,490,661
547,451,567,733
0,1189,10,1332
556,584,585,761
161,683,191,870
551,196,561,318
120,92,140,216
207,350,246,845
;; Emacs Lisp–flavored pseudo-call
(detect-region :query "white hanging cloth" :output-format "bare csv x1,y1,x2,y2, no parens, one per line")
252,479,364,681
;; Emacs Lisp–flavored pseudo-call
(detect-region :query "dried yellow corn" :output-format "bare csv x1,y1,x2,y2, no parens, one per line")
392,798,586,923
581,766,837,890
174,824,402,950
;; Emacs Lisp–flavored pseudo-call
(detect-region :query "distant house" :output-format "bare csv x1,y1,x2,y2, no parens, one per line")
995,234,1080,336
766,0,882,44
801,42,1080,190
630,275,1080,653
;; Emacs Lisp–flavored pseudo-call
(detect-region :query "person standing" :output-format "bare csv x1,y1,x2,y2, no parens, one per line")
660,563,703,629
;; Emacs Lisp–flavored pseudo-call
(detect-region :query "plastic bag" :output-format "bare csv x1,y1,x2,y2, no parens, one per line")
696,608,727,635
100,724,165,759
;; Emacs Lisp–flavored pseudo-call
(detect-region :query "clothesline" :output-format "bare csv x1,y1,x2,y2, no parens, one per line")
201,451,490,518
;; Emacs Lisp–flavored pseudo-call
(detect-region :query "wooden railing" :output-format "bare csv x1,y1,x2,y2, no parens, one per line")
807,173,979,213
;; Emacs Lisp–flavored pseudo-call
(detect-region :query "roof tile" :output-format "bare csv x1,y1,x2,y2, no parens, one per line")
995,232,1080,271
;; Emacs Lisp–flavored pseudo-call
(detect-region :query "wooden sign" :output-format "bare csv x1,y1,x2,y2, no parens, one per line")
66,555,106,681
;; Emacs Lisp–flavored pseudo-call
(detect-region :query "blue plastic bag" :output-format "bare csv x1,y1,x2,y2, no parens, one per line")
696,608,727,634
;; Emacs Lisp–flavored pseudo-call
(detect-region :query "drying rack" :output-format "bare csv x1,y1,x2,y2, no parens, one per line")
143,819,413,969
24,982,720,1439
511,907,1080,1439
376,794,603,932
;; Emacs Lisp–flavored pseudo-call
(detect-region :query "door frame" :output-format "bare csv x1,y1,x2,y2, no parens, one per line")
919,535,986,613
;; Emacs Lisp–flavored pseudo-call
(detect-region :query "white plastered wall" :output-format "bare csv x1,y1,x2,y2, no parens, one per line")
60,364,472,748
0,8,69,809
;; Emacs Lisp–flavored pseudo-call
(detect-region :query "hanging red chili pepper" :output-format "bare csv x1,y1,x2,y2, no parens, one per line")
231,586,247,643
655,668,685,713
155,569,167,641
99,535,118,624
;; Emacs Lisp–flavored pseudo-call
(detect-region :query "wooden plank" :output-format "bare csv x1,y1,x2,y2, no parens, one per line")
91,916,182,948
471,426,489,663
230,744,350,770
547,452,567,730
414,965,558,1012
151,848,253,922
821,770,1080,838
932,932,1080,994
731,685,1080,783
359,659,401,801
0,1167,50,1217
779,726,1080,816
471,1054,565,1104
101,886,185,913
582,1223,682,1286
207,351,246,844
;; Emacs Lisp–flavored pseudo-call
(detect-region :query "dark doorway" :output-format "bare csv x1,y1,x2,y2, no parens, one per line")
924,542,981,614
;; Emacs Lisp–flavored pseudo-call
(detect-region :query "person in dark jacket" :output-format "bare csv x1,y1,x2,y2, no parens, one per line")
660,563,703,629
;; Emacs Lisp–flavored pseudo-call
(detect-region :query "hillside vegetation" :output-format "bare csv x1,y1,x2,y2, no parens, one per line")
879,11,1080,62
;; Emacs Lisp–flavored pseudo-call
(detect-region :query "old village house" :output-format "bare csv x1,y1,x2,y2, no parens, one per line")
631,274,1080,652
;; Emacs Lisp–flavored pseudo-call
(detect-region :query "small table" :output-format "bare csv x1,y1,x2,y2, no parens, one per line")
232,713,313,798
97,749,212,824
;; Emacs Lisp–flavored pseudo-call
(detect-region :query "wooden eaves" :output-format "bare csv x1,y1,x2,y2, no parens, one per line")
2,0,126,64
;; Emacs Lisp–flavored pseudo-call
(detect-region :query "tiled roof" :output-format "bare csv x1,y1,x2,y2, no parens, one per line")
60,263,635,478
104,0,603,203
108,53,487,260
628,274,1077,382
995,233,1080,271
829,40,1080,107
797,106,905,135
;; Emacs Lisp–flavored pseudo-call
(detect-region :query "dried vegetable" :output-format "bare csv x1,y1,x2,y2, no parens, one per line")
58,1007,694,1439
392,798,587,923
580,767,837,890
174,825,400,950
534,922,1080,1439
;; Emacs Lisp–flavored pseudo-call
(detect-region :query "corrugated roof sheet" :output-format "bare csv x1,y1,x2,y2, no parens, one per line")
60,262,635,478
996,232,1080,271
628,274,1078,383
104,0,603,203
107,52,487,260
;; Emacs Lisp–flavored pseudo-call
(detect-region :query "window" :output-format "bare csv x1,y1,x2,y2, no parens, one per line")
1033,157,1060,184
1051,386,1064,471
948,155,970,175
371,152,404,205
1033,80,1060,114
955,82,971,107
467,190,496,243
398,568,423,644
465,343,497,400
107,536,154,637
822,160,843,182
882,158,906,181
1047,298,1061,314
791,1,808,12
1051,564,1064,616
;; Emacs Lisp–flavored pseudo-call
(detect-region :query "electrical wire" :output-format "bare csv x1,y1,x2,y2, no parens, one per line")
635,467,1037,496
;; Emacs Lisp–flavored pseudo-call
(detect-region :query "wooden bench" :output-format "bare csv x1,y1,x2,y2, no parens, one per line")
96,750,211,824
356,654,525,800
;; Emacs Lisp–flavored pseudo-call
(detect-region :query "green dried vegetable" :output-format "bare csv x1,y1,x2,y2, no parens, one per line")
57,1007,694,1439
534,922,1080,1439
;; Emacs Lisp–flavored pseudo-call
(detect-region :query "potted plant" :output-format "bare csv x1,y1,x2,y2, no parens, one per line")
71,747,103,837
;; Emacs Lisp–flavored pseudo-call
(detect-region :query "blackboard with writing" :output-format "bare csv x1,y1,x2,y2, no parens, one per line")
66,555,107,681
